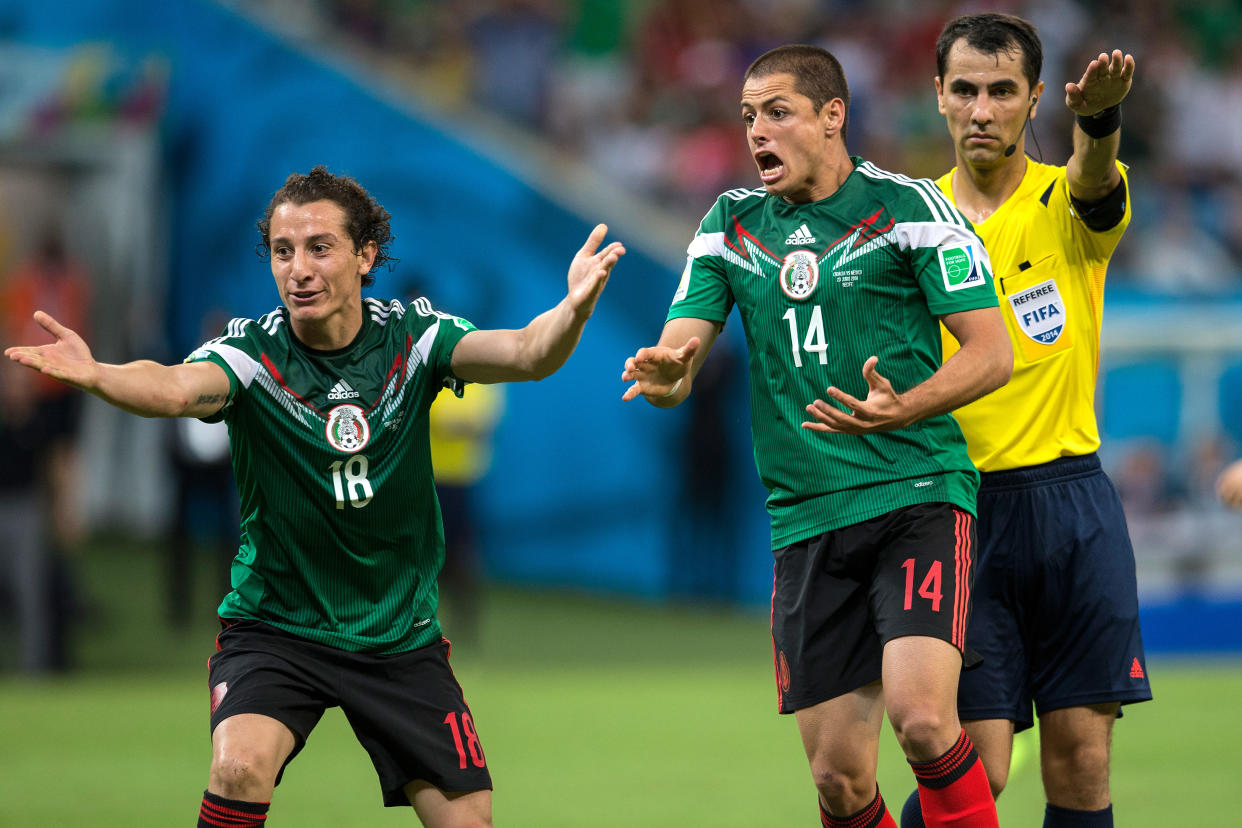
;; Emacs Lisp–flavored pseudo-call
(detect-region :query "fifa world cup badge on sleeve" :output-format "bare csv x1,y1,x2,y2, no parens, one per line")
938,245,988,292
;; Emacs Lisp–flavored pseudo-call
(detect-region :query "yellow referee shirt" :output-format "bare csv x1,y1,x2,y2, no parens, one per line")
939,159,1130,472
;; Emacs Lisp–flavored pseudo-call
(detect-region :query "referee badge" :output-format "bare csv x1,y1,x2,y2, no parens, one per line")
1008,278,1066,344
326,403,372,453
779,250,820,300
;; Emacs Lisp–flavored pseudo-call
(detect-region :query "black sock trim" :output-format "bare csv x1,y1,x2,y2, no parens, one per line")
909,730,979,790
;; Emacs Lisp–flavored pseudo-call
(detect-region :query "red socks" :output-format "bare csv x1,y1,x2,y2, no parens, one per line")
908,730,998,828
819,788,899,828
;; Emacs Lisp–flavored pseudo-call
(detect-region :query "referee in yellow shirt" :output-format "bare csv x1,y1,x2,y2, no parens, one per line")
901,14,1151,828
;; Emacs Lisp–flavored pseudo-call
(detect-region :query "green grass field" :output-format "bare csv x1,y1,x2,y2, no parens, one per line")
2,537,1240,826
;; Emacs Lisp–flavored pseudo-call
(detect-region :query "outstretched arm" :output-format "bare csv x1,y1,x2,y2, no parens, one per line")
1066,49,1135,202
802,306,1011,434
621,317,719,408
5,310,231,418
451,224,625,383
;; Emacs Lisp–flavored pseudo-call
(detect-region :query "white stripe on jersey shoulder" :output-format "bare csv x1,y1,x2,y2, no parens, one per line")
197,342,261,388
366,297,406,325
413,319,440,367
687,231,726,259
721,187,767,202
855,161,969,228
259,309,285,335
889,221,986,252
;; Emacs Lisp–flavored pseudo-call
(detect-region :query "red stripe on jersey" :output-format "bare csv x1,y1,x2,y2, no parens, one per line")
261,352,326,416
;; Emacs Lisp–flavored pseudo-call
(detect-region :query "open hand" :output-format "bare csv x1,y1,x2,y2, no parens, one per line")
1066,49,1134,115
4,311,99,391
802,356,912,434
567,223,626,319
621,337,701,402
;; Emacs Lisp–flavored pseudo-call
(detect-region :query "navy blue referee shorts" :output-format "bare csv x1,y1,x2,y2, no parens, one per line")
958,453,1153,731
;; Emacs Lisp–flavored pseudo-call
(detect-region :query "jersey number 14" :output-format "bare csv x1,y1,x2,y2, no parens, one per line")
782,306,829,368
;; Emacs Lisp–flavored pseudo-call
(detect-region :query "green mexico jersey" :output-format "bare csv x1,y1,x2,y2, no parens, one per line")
670,158,998,548
186,297,475,653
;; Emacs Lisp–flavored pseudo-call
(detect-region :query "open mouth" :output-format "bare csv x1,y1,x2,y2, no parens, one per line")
756,151,785,183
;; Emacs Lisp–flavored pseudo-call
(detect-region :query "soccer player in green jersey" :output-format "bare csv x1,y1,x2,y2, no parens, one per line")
5,166,625,827
900,15,1150,828
622,45,1011,828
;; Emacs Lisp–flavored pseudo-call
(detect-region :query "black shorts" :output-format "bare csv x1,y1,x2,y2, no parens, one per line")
207,619,492,807
958,454,1153,731
770,502,978,713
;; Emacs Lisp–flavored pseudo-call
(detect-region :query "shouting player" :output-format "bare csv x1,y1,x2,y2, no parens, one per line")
622,45,1011,828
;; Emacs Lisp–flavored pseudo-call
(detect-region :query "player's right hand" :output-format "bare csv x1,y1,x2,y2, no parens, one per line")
4,310,100,391
621,337,700,402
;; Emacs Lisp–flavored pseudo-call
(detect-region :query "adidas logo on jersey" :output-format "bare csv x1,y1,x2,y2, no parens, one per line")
785,224,816,245
328,379,360,400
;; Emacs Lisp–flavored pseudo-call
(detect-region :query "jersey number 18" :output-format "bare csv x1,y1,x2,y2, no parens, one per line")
329,456,374,509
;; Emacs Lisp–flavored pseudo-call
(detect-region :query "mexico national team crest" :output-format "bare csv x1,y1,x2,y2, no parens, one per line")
779,250,819,300
1008,278,1066,344
326,403,371,453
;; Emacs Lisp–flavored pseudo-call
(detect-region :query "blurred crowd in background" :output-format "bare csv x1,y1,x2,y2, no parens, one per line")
249,0,1242,293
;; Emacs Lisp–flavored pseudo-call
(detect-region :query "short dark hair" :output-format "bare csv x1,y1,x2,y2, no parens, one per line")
745,44,850,141
257,165,396,287
936,13,1043,91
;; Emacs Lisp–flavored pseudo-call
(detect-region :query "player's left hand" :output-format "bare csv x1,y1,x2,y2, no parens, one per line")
1065,49,1135,115
567,223,626,319
802,356,913,434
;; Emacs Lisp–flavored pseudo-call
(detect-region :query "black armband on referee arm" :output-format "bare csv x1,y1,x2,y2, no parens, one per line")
1076,104,1122,139
1070,178,1127,232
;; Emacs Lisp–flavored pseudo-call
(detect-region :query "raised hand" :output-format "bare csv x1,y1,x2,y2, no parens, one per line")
621,337,701,402
4,310,100,392
1065,49,1134,115
567,223,626,319
802,356,912,434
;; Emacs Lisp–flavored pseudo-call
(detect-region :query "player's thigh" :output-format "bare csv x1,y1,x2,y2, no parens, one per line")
207,620,333,785
341,639,493,806
771,532,884,713
881,636,963,744
1038,703,1118,806
869,502,978,659
405,782,492,828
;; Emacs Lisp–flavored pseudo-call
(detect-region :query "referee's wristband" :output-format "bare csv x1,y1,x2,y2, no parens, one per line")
1076,104,1121,139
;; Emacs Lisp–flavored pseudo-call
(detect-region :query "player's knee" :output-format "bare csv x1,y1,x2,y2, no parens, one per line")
208,751,279,800
889,707,956,759
1044,738,1110,785
808,761,873,804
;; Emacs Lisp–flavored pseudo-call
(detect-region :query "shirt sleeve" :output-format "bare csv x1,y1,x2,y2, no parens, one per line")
891,192,999,317
667,198,734,324
404,297,477,395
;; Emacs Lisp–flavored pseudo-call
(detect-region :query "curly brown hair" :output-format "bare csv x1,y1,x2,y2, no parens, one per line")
256,166,396,287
